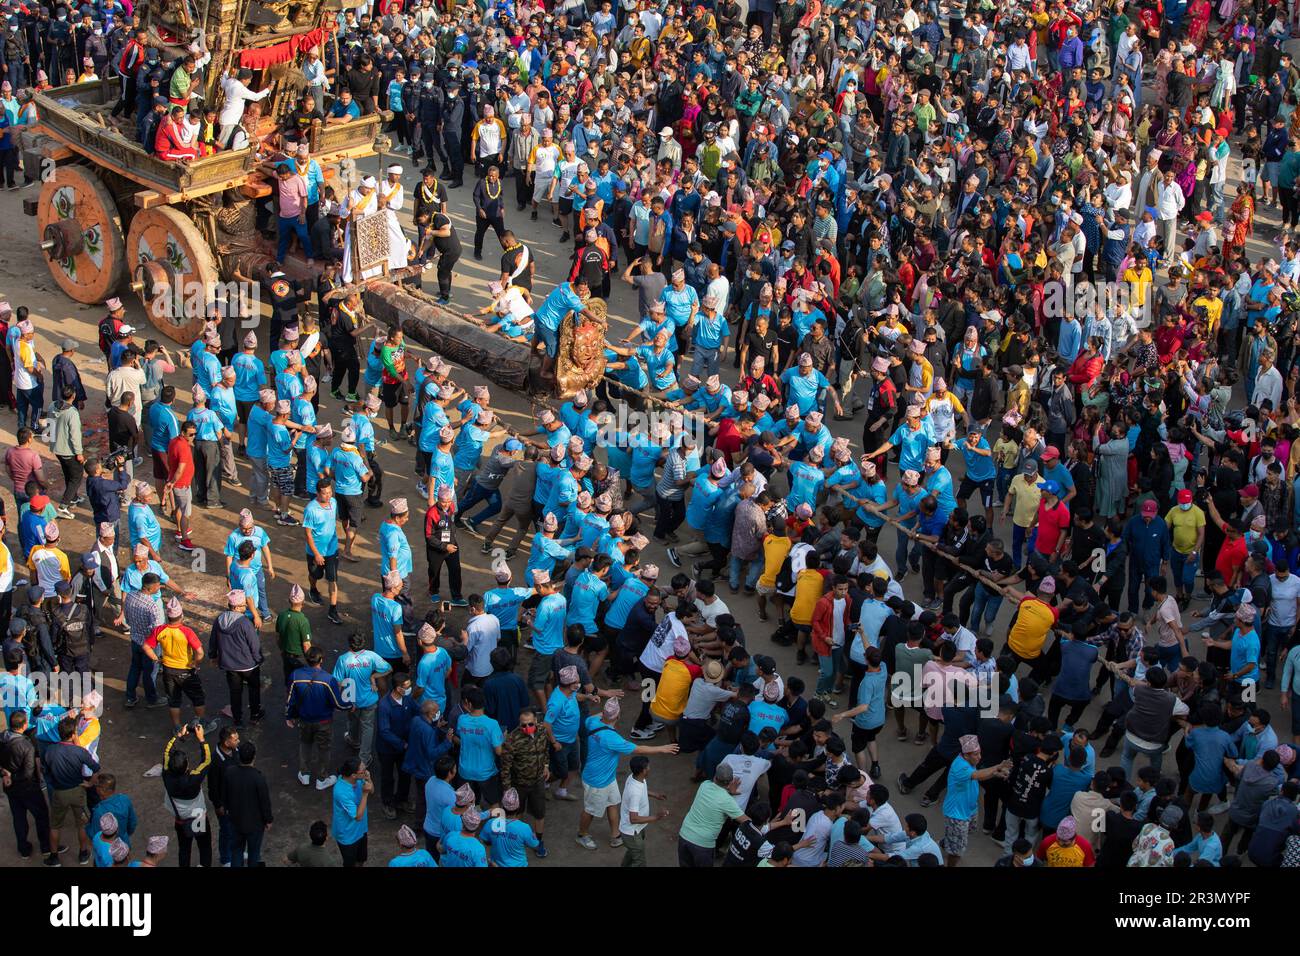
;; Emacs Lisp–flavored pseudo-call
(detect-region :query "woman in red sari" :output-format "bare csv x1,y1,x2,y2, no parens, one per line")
1187,0,1213,46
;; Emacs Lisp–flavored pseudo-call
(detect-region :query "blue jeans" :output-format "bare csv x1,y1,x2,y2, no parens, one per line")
729,555,763,591
1011,524,1031,568
255,569,271,619
457,481,502,527
16,386,42,431
1169,550,1199,594
968,583,1004,631
230,827,264,867
816,652,836,695
1120,737,1165,779
276,215,313,262
996,466,1015,503
1263,623,1292,682
126,643,158,704
218,814,235,865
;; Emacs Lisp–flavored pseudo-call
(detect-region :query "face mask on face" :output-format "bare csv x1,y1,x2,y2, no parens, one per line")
1179,502,1192,511
521,724,538,734
401,686,412,696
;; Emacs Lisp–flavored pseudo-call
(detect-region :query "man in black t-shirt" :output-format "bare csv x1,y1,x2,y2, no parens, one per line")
280,94,325,145
499,231,533,292
724,799,772,866
424,210,462,303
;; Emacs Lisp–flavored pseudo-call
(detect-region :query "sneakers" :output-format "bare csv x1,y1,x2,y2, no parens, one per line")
869,762,881,780
554,788,578,801
533,841,548,858
896,772,914,795
43,853,61,867
177,538,195,553
327,610,343,625
480,542,493,554
315,775,337,790
630,727,657,740
297,772,311,786
575,834,597,850
307,589,324,606
78,849,91,865
382,804,398,820
608,836,624,849
276,513,301,526
56,506,74,519
667,547,681,568
449,596,469,607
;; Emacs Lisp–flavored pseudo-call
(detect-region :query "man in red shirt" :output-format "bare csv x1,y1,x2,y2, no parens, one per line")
1214,517,1249,589
3,426,45,508
165,421,197,552
1032,481,1072,560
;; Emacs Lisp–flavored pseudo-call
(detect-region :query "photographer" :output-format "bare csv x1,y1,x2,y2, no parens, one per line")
85,455,131,550
161,723,214,868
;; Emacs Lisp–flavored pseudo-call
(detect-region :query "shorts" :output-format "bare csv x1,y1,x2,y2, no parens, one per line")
535,321,559,358
518,778,547,819
308,554,340,584
580,630,607,652
381,380,408,408
527,651,554,690
338,835,368,867
337,493,364,528
942,816,970,857
551,740,579,778
162,668,205,708
269,465,295,495
532,174,554,204
468,774,502,807
957,475,995,508
171,484,193,517
364,366,383,388
152,450,170,480
850,724,881,753
583,779,622,815
236,400,254,424
49,786,88,829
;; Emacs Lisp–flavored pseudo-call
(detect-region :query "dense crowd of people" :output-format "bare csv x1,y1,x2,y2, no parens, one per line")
4,0,1300,870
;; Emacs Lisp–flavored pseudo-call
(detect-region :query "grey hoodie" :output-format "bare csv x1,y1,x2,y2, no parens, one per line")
207,610,263,672
51,401,83,458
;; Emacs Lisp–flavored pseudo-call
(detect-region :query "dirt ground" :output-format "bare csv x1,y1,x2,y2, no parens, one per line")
0,143,1285,869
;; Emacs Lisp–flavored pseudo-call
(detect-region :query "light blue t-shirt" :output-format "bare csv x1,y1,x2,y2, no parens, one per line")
481,816,539,867
332,649,391,709
455,712,504,781
581,715,638,787
302,498,339,557
941,755,979,821
332,778,368,846
531,593,568,655
415,646,452,707
544,687,581,743
370,594,404,659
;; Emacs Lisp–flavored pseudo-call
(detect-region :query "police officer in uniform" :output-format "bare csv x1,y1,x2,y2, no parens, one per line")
441,80,466,188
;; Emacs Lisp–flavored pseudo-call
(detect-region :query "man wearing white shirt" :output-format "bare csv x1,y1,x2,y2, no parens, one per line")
1104,172,1132,212
1006,36,1031,73
618,755,668,866
720,739,771,812
1154,172,1185,265
1253,351,1284,412
1207,132,1230,221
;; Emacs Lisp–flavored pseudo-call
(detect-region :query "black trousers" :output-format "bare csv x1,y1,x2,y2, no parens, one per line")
515,168,531,208
225,667,263,725
365,451,384,504
425,543,462,598
175,819,213,867
1047,693,1088,730
435,252,459,298
635,664,662,730
902,746,954,801
282,652,306,689
653,494,685,539
7,787,51,856
473,212,505,256
57,455,84,505
443,135,464,183
378,750,411,807
195,439,221,505
330,343,360,396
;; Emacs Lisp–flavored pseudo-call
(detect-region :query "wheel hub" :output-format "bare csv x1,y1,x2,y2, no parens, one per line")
40,220,85,261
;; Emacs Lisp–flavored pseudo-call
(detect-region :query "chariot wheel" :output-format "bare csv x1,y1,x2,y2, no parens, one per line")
36,165,127,304
126,205,221,345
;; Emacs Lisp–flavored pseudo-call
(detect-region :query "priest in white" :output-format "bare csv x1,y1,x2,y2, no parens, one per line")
377,164,411,274
341,175,379,283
